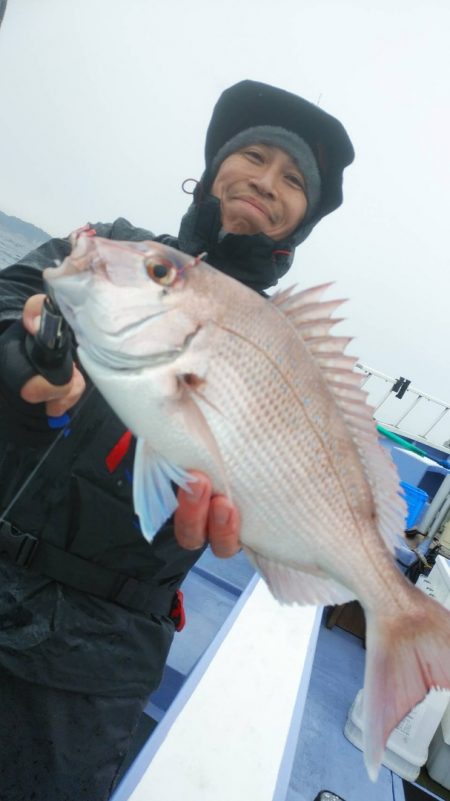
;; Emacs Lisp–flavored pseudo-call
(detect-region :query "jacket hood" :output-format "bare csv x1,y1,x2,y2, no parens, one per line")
177,80,355,291
202,79,355,231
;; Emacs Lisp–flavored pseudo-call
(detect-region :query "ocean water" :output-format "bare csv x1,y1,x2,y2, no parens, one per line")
0,223,49,270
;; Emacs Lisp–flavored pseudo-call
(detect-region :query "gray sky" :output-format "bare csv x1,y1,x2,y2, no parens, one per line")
1,0,450,420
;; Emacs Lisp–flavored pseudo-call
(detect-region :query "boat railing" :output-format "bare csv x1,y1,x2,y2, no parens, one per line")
356,363,450,455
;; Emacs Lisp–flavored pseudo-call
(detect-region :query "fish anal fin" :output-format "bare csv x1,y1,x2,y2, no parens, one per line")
244,547,355,607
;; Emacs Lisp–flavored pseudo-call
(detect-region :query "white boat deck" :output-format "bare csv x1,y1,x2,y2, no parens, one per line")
113,578,320,801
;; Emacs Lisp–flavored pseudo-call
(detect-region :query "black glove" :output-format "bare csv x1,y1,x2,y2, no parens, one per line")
0,320,38,397
0,320,50,434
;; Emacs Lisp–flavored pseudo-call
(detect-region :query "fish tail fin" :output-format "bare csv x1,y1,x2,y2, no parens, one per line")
363,586,450,781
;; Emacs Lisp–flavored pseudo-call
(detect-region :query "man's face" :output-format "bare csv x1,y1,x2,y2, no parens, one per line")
211,144,309,241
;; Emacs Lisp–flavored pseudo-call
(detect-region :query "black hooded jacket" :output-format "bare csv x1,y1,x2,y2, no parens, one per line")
0,218,211,697
0,210,304,697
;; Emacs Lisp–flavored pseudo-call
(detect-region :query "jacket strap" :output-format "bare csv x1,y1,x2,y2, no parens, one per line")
0,520,176,617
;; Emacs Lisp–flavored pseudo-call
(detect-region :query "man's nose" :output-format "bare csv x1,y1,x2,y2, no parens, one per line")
249,168,278,197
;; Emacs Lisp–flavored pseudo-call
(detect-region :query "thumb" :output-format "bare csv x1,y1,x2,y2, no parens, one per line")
22,294,46,335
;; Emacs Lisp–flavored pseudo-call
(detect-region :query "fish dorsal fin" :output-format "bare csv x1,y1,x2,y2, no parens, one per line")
272,281,334,309
272,284,407,551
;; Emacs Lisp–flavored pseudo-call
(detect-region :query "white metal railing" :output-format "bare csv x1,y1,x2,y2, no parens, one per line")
356,363,450,454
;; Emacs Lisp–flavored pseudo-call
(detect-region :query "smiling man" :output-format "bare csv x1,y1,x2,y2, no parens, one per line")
211,144,310,239
176,80,354,293
0,79,354,801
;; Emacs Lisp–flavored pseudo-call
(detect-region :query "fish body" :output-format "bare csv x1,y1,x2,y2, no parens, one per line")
44,233,450,780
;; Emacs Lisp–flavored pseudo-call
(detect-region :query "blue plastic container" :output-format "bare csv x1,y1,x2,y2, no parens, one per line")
400,481,429,528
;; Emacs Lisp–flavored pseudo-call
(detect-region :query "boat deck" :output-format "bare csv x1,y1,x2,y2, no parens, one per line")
113,543,450,801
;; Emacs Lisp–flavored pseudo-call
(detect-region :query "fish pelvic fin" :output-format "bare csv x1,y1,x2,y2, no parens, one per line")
244,547,355,606
363,587,450,781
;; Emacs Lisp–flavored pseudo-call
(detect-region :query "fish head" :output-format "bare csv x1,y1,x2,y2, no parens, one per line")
43,234,218,368
43,234,235,442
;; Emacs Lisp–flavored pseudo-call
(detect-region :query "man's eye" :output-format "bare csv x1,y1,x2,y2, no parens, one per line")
287,174,305,190
244,149,264,162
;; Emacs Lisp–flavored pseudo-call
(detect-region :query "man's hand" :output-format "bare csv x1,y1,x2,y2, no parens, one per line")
175,471,241,558
20,294,86,416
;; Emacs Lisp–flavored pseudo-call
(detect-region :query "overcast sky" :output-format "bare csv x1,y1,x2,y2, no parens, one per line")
1,0,449,438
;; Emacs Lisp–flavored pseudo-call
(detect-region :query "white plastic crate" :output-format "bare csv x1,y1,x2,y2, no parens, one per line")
427,700,450,790
426,555,450,607
344,688,450,781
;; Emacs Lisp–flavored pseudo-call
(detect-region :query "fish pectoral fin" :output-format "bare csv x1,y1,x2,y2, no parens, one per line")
244,547,355,607
133,437,195,542
170,378,232,500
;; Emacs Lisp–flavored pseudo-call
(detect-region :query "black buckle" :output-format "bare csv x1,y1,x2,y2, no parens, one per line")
0,520,39,567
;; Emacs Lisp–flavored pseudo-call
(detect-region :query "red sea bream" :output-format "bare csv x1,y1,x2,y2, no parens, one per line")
44,233,450,780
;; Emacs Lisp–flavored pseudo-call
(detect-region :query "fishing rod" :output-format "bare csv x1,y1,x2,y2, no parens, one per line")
25,287,73,387
0,286,84,526
0,388,94,528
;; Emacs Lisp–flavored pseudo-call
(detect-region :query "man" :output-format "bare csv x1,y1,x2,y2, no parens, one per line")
0,80,354,800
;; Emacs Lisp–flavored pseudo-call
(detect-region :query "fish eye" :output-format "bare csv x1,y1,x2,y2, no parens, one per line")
144,257,178,286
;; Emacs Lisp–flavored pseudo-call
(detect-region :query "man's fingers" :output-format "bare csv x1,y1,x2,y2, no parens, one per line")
21,374,71,404
174,472,212,550
20,292,86,414
20,365,86,412
174,470,241,558
45,368,86,415
22,294,46,334
207,496,241,558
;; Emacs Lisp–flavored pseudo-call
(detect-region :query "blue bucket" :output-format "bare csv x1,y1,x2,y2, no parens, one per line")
400,481,429,528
